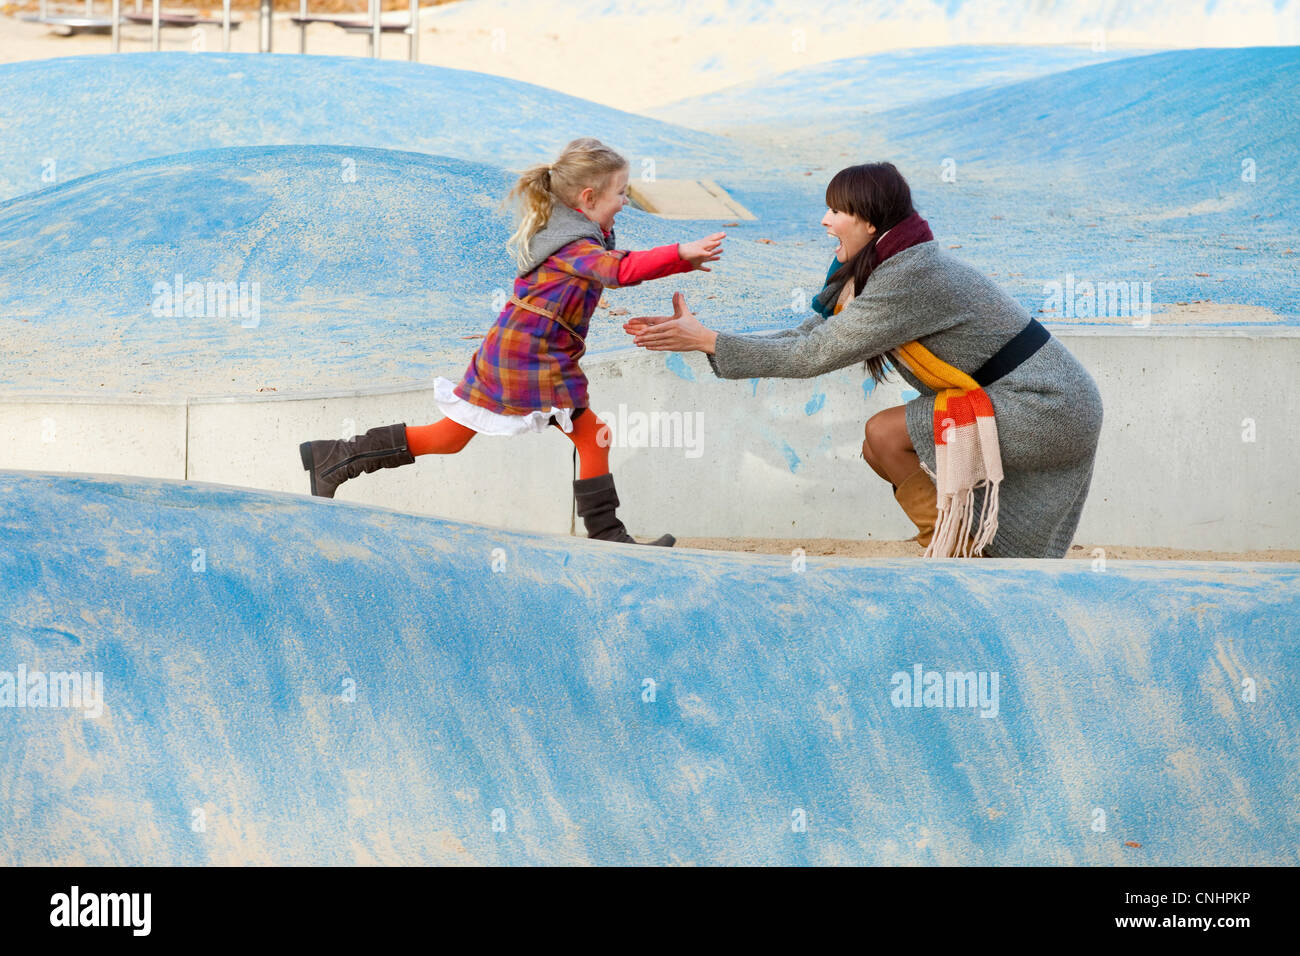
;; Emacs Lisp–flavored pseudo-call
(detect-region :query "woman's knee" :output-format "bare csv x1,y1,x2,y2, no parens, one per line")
861,421,879,466
863,409,901,454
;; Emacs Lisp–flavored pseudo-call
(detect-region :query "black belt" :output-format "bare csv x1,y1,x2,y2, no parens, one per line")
971,318,1050,387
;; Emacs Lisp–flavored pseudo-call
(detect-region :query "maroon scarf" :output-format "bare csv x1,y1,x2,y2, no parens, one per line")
873,212,934,266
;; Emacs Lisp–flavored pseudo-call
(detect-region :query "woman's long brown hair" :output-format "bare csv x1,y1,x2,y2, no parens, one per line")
824,162,916,384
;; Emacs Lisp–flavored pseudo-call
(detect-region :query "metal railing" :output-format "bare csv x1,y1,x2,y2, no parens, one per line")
97,0,423,58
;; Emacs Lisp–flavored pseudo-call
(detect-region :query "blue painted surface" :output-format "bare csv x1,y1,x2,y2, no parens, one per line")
1,473,1296,865
0,145,534,393
0,53,732,203
664,352,696,381
652,44,1149,131
1,46,1297,396
872,48,1299,211
804,392,826,415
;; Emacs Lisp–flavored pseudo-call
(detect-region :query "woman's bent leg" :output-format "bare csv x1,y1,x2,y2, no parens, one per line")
863,405,938,548
407,418,477,456
861,423,894,484
864,406,920,486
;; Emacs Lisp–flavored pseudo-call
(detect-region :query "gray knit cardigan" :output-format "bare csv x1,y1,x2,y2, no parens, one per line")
706,240,1103,558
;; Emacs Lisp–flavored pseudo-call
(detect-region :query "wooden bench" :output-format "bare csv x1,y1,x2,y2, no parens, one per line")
289,15,412,35
121,12,243,28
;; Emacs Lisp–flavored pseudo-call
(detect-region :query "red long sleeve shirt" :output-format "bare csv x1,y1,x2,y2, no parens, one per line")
615,243,694,286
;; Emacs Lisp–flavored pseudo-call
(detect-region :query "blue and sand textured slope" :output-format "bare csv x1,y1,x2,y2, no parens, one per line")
664,45,1300,321
650,44,1149,132
1,473,1297,865
0,142,700,395
0,47,1297,396
0,146,526,393
0,53,733,203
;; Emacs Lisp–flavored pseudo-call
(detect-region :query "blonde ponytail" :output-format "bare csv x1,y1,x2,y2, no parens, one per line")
505,137,628,269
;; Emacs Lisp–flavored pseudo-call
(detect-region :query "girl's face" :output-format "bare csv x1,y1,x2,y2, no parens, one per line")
821,206,877,262
579,167,630,232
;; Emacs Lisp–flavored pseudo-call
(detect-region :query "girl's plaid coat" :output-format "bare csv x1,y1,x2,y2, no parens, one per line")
454,237,622,415
454,203,689,415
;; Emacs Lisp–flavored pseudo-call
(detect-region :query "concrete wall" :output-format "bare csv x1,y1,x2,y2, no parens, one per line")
0,395,186,479
2,328,1296,550
1,472,1296,865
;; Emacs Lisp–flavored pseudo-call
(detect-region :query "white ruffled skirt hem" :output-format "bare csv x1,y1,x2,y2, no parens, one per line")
433,377,575,436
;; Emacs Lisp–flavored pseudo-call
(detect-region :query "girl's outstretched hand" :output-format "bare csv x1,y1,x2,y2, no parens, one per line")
621,316,658,337
625,292,718,354
678,232,725,271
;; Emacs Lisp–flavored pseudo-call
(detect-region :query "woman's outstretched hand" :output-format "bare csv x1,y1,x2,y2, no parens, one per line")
623,292,718,354
678,232,725,271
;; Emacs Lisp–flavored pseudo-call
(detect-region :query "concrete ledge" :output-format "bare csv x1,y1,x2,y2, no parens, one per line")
0,398,186,480
2,328,1296,550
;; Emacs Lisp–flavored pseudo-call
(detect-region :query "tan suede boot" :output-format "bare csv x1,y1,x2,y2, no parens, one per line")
894,469,993,556
893,468,938,549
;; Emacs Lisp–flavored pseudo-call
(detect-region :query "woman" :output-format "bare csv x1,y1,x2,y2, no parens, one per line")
626,162,1103,559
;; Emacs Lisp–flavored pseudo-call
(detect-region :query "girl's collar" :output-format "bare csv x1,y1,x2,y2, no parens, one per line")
566,202,611,237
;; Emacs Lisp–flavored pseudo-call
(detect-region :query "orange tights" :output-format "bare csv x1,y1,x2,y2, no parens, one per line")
405,411,611,479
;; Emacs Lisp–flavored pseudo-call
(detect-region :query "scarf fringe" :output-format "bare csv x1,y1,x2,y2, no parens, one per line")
923,480,1000,558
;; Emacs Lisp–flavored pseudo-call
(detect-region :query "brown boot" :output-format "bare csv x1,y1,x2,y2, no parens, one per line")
893,468,938,548
299,423,415,499
574,473,674,546
895,469,991,557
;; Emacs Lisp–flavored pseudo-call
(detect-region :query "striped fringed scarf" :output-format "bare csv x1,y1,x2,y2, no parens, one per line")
892,343,1003,558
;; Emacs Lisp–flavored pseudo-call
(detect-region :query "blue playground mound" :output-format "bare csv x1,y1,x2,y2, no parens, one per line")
0,53,734,204
1,45,1296,398
0,145,514,326
652,44,1149,132
0,143,700,395
1,472,1296,865
870,47,1300,214
663,45,1300,321
0,145,517,395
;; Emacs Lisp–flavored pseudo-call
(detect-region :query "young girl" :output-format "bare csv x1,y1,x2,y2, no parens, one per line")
299,137,725,546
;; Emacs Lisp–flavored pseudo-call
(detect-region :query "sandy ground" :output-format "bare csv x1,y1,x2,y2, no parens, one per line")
678,536,1300,562
1,11,862,110
1,7,840,111
4,1,1296,110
